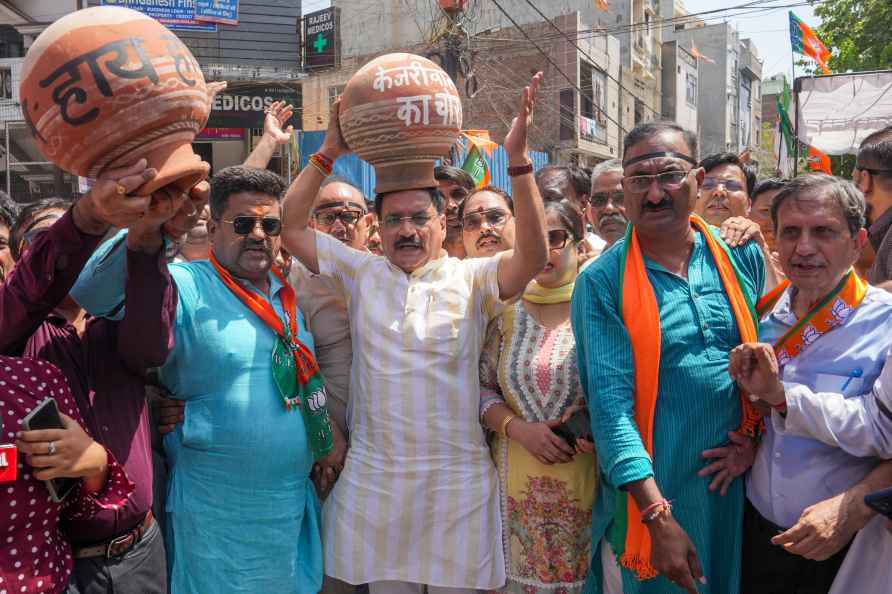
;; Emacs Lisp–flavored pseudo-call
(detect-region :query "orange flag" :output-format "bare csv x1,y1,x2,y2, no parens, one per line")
807,145,832,174
790,12,831,75
595,0,609,11
690,41,715,64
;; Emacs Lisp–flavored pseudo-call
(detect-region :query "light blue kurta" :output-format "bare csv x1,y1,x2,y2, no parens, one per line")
571,228,764,594
70,237,323,594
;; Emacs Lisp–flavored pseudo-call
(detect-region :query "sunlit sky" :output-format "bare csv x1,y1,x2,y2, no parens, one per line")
678,0,821,80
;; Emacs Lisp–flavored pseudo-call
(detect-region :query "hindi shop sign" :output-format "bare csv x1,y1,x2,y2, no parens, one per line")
100,0,218,32
303,7,339,70
207,87,301,128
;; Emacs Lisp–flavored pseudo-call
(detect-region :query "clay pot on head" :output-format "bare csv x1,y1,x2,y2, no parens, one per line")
20,6,214,195
340,53,462,194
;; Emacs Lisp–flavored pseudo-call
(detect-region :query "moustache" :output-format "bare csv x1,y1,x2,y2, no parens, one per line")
241,240,271,254
790,258,826,267
395,237,423,249
476,231,501,244
643,199,673,211
599,213,626,227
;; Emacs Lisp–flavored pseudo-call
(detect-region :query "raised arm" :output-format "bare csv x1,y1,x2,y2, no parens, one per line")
496,73,548,300
244,101,294,169
281,102,349,274
0,161,157,354
117,189,185,373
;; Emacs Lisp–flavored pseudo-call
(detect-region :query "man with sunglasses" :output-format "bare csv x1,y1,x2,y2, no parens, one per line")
282,73,548,594
458,185,515,258
435,165,475,259
69,166,342,594
853,126,892,287
572,121,767,594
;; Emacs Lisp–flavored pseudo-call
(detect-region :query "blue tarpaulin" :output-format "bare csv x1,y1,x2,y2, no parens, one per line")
296,131,550,201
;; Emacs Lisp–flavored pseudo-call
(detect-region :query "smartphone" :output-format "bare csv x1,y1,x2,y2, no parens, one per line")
22,398,78,503
552,407,593,448
864,486,892,520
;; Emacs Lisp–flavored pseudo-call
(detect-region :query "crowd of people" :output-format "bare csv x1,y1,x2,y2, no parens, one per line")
2,67,892,594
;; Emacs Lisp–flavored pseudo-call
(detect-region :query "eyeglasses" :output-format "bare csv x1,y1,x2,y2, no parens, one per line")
314,209,365,227
221,216,282,236
590,190,625,208
381,212,434,230
547,229,571,250
701,177,746,192
622,170,690,194
462,208,512,231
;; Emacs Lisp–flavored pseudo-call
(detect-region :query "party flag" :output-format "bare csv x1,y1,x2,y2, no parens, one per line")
790,12,831,75
807,145,832,174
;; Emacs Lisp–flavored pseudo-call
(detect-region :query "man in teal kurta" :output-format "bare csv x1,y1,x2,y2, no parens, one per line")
70,167,332,593
571,123,764,594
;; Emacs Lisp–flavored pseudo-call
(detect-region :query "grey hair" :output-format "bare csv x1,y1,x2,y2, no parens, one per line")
591,159,623,188
770,173,866,236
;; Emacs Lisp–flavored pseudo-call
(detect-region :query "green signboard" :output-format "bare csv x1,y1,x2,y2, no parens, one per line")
303,8,338,70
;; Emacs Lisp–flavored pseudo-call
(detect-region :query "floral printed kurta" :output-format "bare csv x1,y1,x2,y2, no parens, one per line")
481,302,597,594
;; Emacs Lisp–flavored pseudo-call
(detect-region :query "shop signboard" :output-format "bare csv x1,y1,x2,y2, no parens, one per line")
208,86,301,129
195,0,239,25
100,0,218,32
302,7,339,70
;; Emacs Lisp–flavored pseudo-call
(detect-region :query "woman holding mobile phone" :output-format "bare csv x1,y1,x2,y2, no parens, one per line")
2,355,132,594
479,199,597,594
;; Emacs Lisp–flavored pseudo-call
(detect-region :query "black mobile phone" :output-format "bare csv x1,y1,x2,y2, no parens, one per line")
21,398,78,503
864,486,892,520
552,407,593,448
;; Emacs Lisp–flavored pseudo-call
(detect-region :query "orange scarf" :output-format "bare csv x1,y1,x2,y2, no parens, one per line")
613,215,762,579
756,270,868,366
209,251,334,460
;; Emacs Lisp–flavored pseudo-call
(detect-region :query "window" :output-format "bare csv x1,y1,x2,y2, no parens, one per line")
560,89,575,142
634,98,645,126
328,84,345,107
685,72,697,107
0,68,11,100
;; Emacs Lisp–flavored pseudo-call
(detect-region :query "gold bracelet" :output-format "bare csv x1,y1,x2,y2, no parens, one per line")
500,414,516,437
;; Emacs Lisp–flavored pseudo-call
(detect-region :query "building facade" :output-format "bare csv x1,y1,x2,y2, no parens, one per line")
661,40,699,134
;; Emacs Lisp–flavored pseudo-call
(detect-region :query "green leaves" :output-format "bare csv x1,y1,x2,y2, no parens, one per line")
816,0,892,72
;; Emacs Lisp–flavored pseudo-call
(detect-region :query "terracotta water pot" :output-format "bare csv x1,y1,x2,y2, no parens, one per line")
20,6,213,195
340,53,463,193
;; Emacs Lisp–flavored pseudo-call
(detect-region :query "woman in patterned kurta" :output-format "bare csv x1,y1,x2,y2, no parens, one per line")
480,201,597,594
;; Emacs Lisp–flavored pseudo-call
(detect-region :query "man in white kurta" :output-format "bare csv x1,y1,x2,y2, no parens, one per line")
281,73,548,593
316,229,507,589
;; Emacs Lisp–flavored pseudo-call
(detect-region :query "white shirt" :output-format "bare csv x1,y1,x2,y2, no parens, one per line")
289,262,352,434
747,285,892,528
315,231,507,588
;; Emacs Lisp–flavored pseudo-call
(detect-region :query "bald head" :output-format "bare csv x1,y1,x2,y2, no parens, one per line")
312,179,371,249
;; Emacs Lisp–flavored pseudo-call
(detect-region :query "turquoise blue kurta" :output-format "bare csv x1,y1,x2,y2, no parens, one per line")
70,237,323,594
571,228,764,594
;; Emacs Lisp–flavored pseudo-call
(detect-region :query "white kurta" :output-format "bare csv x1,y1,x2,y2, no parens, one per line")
315,231,507,589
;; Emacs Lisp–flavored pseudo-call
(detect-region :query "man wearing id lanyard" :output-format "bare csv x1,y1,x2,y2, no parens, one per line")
729,174,892,593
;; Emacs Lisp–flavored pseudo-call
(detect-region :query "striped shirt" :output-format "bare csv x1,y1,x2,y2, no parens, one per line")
572,230,764,594
316,231,507,588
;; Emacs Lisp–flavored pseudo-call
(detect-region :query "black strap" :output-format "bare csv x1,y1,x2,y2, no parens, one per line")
622,151,697,168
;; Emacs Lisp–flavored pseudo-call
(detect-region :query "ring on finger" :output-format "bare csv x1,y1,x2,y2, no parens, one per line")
115,183,127,195
47,441,56,455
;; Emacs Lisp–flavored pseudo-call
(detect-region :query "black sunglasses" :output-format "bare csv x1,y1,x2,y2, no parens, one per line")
547,229,571,250
221,216,282,236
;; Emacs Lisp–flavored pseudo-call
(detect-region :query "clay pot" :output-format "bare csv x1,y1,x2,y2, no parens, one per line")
340,53,462,193
20,6,213,195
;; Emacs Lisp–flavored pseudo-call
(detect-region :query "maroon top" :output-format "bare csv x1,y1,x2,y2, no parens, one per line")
0,355,134,594
0,211,176,544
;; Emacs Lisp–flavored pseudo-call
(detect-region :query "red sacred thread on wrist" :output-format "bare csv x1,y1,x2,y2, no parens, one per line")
309,153,333,176
507,163,533,177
